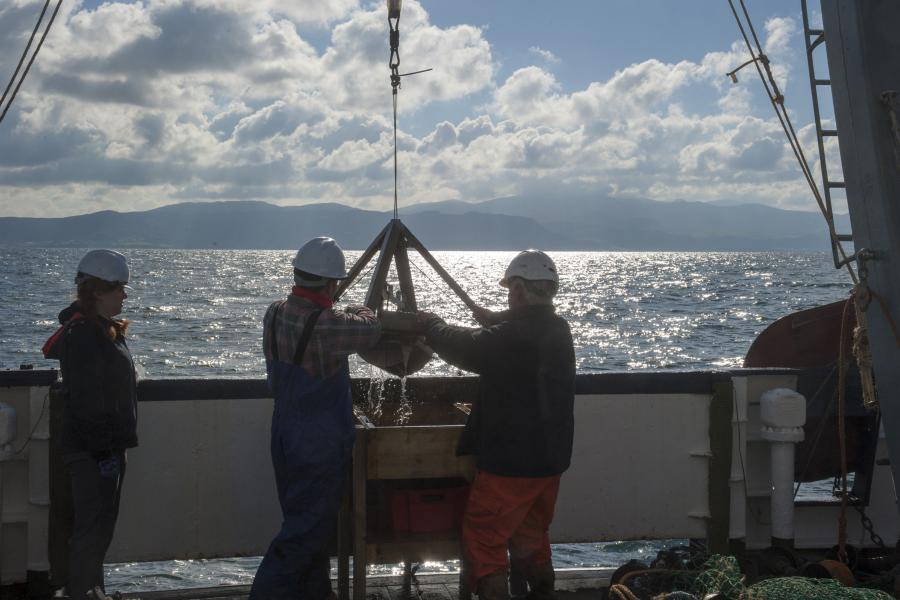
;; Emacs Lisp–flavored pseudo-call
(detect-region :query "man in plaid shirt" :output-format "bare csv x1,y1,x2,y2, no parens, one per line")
251,237,380,600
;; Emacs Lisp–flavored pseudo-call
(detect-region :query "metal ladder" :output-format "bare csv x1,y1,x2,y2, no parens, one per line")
801,0,856,269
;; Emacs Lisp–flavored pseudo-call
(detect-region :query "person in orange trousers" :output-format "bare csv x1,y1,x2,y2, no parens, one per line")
419,250,576,600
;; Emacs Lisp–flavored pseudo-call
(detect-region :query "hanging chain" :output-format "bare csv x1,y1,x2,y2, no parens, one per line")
832,481,887,549
853,499,886,548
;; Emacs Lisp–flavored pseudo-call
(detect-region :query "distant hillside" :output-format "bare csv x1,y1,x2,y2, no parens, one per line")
406,194,849,251
0,201,566,250
0,196,844,250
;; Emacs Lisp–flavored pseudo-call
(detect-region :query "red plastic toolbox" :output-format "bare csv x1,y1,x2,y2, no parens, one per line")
389,485,469,533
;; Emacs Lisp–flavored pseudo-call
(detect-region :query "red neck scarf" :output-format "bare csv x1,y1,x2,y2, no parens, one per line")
42,311,84,358
291,286,334,308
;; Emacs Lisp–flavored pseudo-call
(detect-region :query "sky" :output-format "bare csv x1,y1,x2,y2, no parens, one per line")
0,0,841,218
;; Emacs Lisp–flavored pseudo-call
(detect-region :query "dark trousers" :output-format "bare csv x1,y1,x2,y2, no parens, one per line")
65,450,126,599
250,411,349,600
249,457,345,600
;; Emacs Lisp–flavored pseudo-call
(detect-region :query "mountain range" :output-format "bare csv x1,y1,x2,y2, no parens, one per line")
0,195,846,251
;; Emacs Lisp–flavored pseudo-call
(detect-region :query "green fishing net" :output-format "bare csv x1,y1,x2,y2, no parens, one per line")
618,554,895,600
687,555,894,600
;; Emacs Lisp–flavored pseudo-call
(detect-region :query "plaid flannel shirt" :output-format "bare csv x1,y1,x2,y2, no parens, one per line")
263,295,381,380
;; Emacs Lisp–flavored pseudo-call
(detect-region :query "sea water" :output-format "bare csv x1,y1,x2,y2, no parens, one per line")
0,248,853,592
1,249,851,376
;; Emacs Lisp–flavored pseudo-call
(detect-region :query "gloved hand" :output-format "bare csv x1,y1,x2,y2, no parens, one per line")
95,452,120,479
471,305,500,326
415,310,437,332
88,586,123,599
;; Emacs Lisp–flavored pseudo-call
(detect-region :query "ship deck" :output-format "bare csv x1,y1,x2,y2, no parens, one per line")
118,569,613,600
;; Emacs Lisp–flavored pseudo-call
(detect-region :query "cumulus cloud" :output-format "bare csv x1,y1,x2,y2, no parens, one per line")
528,46,560,64
0,2,813,216
317,1,492,113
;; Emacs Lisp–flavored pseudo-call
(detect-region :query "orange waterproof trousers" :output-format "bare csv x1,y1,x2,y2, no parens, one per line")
462,470,561,585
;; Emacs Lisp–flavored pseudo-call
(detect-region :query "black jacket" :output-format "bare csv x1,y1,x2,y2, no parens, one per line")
424,304,575,477
45,303,138,453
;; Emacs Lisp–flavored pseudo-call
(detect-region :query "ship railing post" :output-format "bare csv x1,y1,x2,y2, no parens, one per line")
352,425,368,600
707,379,734,556
48,384,70,592
729,376,749,557
337,465,351,600
27,384,52,595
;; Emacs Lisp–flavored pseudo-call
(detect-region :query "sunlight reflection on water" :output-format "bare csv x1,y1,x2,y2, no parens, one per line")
0,248,853,591
1,249,851,376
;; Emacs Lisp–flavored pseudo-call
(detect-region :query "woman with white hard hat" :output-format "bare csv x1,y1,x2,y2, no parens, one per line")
43,249,137,600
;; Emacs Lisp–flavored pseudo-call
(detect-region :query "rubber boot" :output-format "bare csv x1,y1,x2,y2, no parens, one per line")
477,571,511,600
522,562,555,600
509,559,529,598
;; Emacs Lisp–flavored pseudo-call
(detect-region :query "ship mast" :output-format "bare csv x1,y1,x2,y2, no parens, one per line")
820,0,900,510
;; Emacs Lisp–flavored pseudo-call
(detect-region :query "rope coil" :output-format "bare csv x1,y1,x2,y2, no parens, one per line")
852,294,878,411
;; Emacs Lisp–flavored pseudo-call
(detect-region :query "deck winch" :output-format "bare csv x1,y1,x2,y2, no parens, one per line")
333,0,474,377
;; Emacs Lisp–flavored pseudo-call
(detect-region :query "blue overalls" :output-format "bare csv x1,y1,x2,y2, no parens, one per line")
250,308,355,599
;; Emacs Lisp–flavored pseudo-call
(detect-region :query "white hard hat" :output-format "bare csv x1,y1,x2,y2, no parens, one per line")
292,237,348,280
76,249,131,287
500,249,558,287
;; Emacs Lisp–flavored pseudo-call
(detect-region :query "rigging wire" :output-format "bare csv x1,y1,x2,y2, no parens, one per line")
409,258,473,314
791,363,838,500
0,0,63,126
338,260,379,299
0,0,50,112
725,0,858,285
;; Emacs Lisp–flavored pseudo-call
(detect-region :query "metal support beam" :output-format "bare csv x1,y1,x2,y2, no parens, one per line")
821,0,900,514
334,222,391,302
403,227,478,311
393,239,417,312
364,221,403,311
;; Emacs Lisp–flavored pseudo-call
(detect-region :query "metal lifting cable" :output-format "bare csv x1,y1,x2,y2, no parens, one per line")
0,0,63,126
725,0,858,285
389,1,401,219
386,0,430,220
